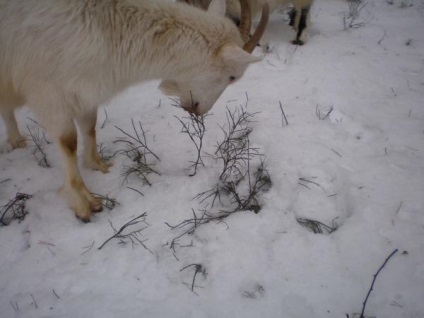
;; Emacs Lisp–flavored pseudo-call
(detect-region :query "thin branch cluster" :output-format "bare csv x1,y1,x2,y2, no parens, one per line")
343,0,368,29
0,192,32,226
27,126,51,168
115,119,161,186
166,105,272,255
197,106,271,214
175,113,209,176
316,104,334,120
180,263,207,295
98,213,152,252
165,207,230,256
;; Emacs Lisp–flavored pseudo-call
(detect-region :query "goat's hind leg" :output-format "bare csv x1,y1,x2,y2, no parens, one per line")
76,109,112,173
0,104,27,150
291,5,310,45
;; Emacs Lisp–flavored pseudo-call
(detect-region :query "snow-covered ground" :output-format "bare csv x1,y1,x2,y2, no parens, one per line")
1,0,423,317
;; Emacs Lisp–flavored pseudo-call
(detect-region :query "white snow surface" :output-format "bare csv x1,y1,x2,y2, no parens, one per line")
1,0,424,317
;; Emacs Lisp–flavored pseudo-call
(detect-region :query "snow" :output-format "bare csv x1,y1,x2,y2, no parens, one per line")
1,0,424,317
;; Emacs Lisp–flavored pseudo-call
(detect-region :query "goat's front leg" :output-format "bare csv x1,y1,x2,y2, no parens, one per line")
58,120,103,222
76,109,111,173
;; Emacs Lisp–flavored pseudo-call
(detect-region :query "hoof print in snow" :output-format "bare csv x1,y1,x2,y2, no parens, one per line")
241,283,265,299
294,169,345,234
0,192,32,226
296,217,338,234
348,314,376,318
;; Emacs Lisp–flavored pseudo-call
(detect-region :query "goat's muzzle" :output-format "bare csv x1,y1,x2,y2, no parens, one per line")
182,101,201,116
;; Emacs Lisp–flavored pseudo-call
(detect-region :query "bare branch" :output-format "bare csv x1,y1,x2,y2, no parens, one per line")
52,289,60,299
30,294,38,309
316,104,334,120
27,126,51,168
360,249,398,318
98,213,152,253
115,119,161,185
100,109,108,129
174,113,209,176
279,101,289,126
180,263,206,293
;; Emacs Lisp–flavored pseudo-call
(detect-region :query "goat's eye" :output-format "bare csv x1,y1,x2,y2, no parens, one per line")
229,76,236,82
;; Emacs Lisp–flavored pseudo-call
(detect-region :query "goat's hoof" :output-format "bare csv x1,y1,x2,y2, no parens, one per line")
85,158,112,173
291,39,305,46
97,159,112,174
89,196,103,213
86,158,112,173
74,207,91,223
91,203,103,213
77,215,91,223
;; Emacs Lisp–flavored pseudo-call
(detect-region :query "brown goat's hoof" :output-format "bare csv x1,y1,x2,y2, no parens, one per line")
91,204,103,213
88,195,103,213
76,214,91,223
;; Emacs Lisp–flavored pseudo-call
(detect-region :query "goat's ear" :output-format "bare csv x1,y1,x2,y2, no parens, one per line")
207,0,226,17
159,80,180,96
220,45,262,66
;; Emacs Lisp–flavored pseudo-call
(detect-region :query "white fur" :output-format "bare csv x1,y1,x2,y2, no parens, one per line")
0,0,261,221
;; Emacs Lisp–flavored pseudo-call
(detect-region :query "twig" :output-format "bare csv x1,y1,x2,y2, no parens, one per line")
298,177,327,193
38,240,56,255
115,119,160,162
10,301,19,312
30,294,38,309
174,113,209,176
126,186,145,197
331,149,342,157
180,263,206,293
81,241,95,255
166,208,233,255
395,201,403,215
27,126,51,168
98,213,152,253
279,101,289,126
115,120,161,186
100,109,108,129
52,289,60,299
316,104,334,120
378,29,387,47
360,249,398,318
0,178,11,184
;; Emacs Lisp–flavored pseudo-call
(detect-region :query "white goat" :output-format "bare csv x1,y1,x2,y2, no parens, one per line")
179,0,314,45
0,0,268,222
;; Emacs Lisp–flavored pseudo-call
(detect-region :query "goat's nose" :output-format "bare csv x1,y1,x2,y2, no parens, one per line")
191,102,200,116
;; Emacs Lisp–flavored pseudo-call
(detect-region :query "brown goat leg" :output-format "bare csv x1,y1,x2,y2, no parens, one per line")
58,125,103,222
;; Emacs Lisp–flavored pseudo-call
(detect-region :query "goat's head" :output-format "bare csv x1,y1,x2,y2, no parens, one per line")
159,0,269,116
